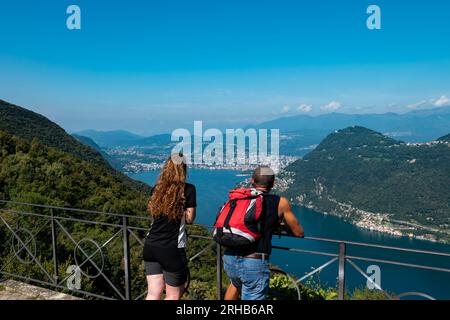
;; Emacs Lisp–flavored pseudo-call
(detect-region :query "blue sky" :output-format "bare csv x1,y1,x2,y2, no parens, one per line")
1,0,450,135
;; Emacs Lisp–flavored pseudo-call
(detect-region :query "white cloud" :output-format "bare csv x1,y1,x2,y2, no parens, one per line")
407,100,428,109
407,95,450,110
321,101,341,111
433,95,450,107
281,105,291,113
297,103,312,113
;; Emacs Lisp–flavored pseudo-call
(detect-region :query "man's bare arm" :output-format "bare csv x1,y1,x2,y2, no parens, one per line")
185,207,196,224
278,197,304,237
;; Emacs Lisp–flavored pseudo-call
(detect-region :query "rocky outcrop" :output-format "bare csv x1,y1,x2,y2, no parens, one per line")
0,280,81,300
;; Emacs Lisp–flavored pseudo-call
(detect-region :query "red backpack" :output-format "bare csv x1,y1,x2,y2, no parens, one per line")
213,188,265,248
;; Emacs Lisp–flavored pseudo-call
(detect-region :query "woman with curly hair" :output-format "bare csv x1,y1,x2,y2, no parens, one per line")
143,153,196,300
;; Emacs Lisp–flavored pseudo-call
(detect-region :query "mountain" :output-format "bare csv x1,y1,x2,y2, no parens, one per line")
281,126,450,243
74,129,144,148
75,129,173,148
0,130,149,213
437,133,450,143
73,130,175,167
254,108,450,155
256,107,450,137
72,134,123,170
74,108,450,158
0,99,150,194
0,100,110,167
133,133,172,146
72,133,102,151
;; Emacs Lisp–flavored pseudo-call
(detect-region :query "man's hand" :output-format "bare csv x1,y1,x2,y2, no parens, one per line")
278,197,304,238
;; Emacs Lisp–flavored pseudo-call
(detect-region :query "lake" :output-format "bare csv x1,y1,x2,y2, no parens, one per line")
129,169,450,299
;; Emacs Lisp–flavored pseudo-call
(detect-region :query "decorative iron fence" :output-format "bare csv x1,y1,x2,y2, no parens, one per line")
1,200,449,300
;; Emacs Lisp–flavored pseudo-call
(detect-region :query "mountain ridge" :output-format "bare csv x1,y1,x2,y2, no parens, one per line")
254,107,450,153
74,129,144,148
281,126,450,243
437,133,450,142
0,99,109,167
0,99,150,194
74,107,450,157
257,106,450,131
72,134,124,170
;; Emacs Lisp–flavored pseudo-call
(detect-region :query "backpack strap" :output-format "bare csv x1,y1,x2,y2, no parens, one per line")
256,193,266,234
223,200,237,230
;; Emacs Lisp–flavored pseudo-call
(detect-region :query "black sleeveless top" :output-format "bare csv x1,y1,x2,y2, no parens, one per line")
224,193,281,256
145,183,197,249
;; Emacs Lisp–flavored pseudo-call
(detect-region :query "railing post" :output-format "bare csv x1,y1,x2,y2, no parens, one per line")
338,242,346,300
50,208,59,283
122,216,132,300
216,243,222,300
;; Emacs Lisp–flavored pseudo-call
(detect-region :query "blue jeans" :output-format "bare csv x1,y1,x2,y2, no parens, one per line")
223,254,270,300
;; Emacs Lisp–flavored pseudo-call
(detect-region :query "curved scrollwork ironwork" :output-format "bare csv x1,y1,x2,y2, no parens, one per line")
395,292,436,300
73,238,105,279
11,228,37,265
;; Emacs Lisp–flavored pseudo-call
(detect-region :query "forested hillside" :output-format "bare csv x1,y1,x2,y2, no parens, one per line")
0,130,148,213
72,134,123,170
0,99,149,194
282,126,450,242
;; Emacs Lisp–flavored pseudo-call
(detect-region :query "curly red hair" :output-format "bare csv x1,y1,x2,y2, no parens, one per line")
147,154,187,221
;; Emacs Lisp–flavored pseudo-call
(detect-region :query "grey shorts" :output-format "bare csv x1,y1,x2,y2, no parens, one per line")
145,261,188,287
143,246,188,287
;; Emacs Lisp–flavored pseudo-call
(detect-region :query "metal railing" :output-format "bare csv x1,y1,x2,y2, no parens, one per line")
1,200,449,300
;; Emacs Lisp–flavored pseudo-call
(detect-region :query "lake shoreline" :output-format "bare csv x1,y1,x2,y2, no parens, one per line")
294,200,449,245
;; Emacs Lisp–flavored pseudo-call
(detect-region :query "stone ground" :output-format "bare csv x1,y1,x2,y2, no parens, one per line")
0,279,81,300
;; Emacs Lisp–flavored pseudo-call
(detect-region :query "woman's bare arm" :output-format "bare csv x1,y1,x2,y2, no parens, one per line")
185,207,196,224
